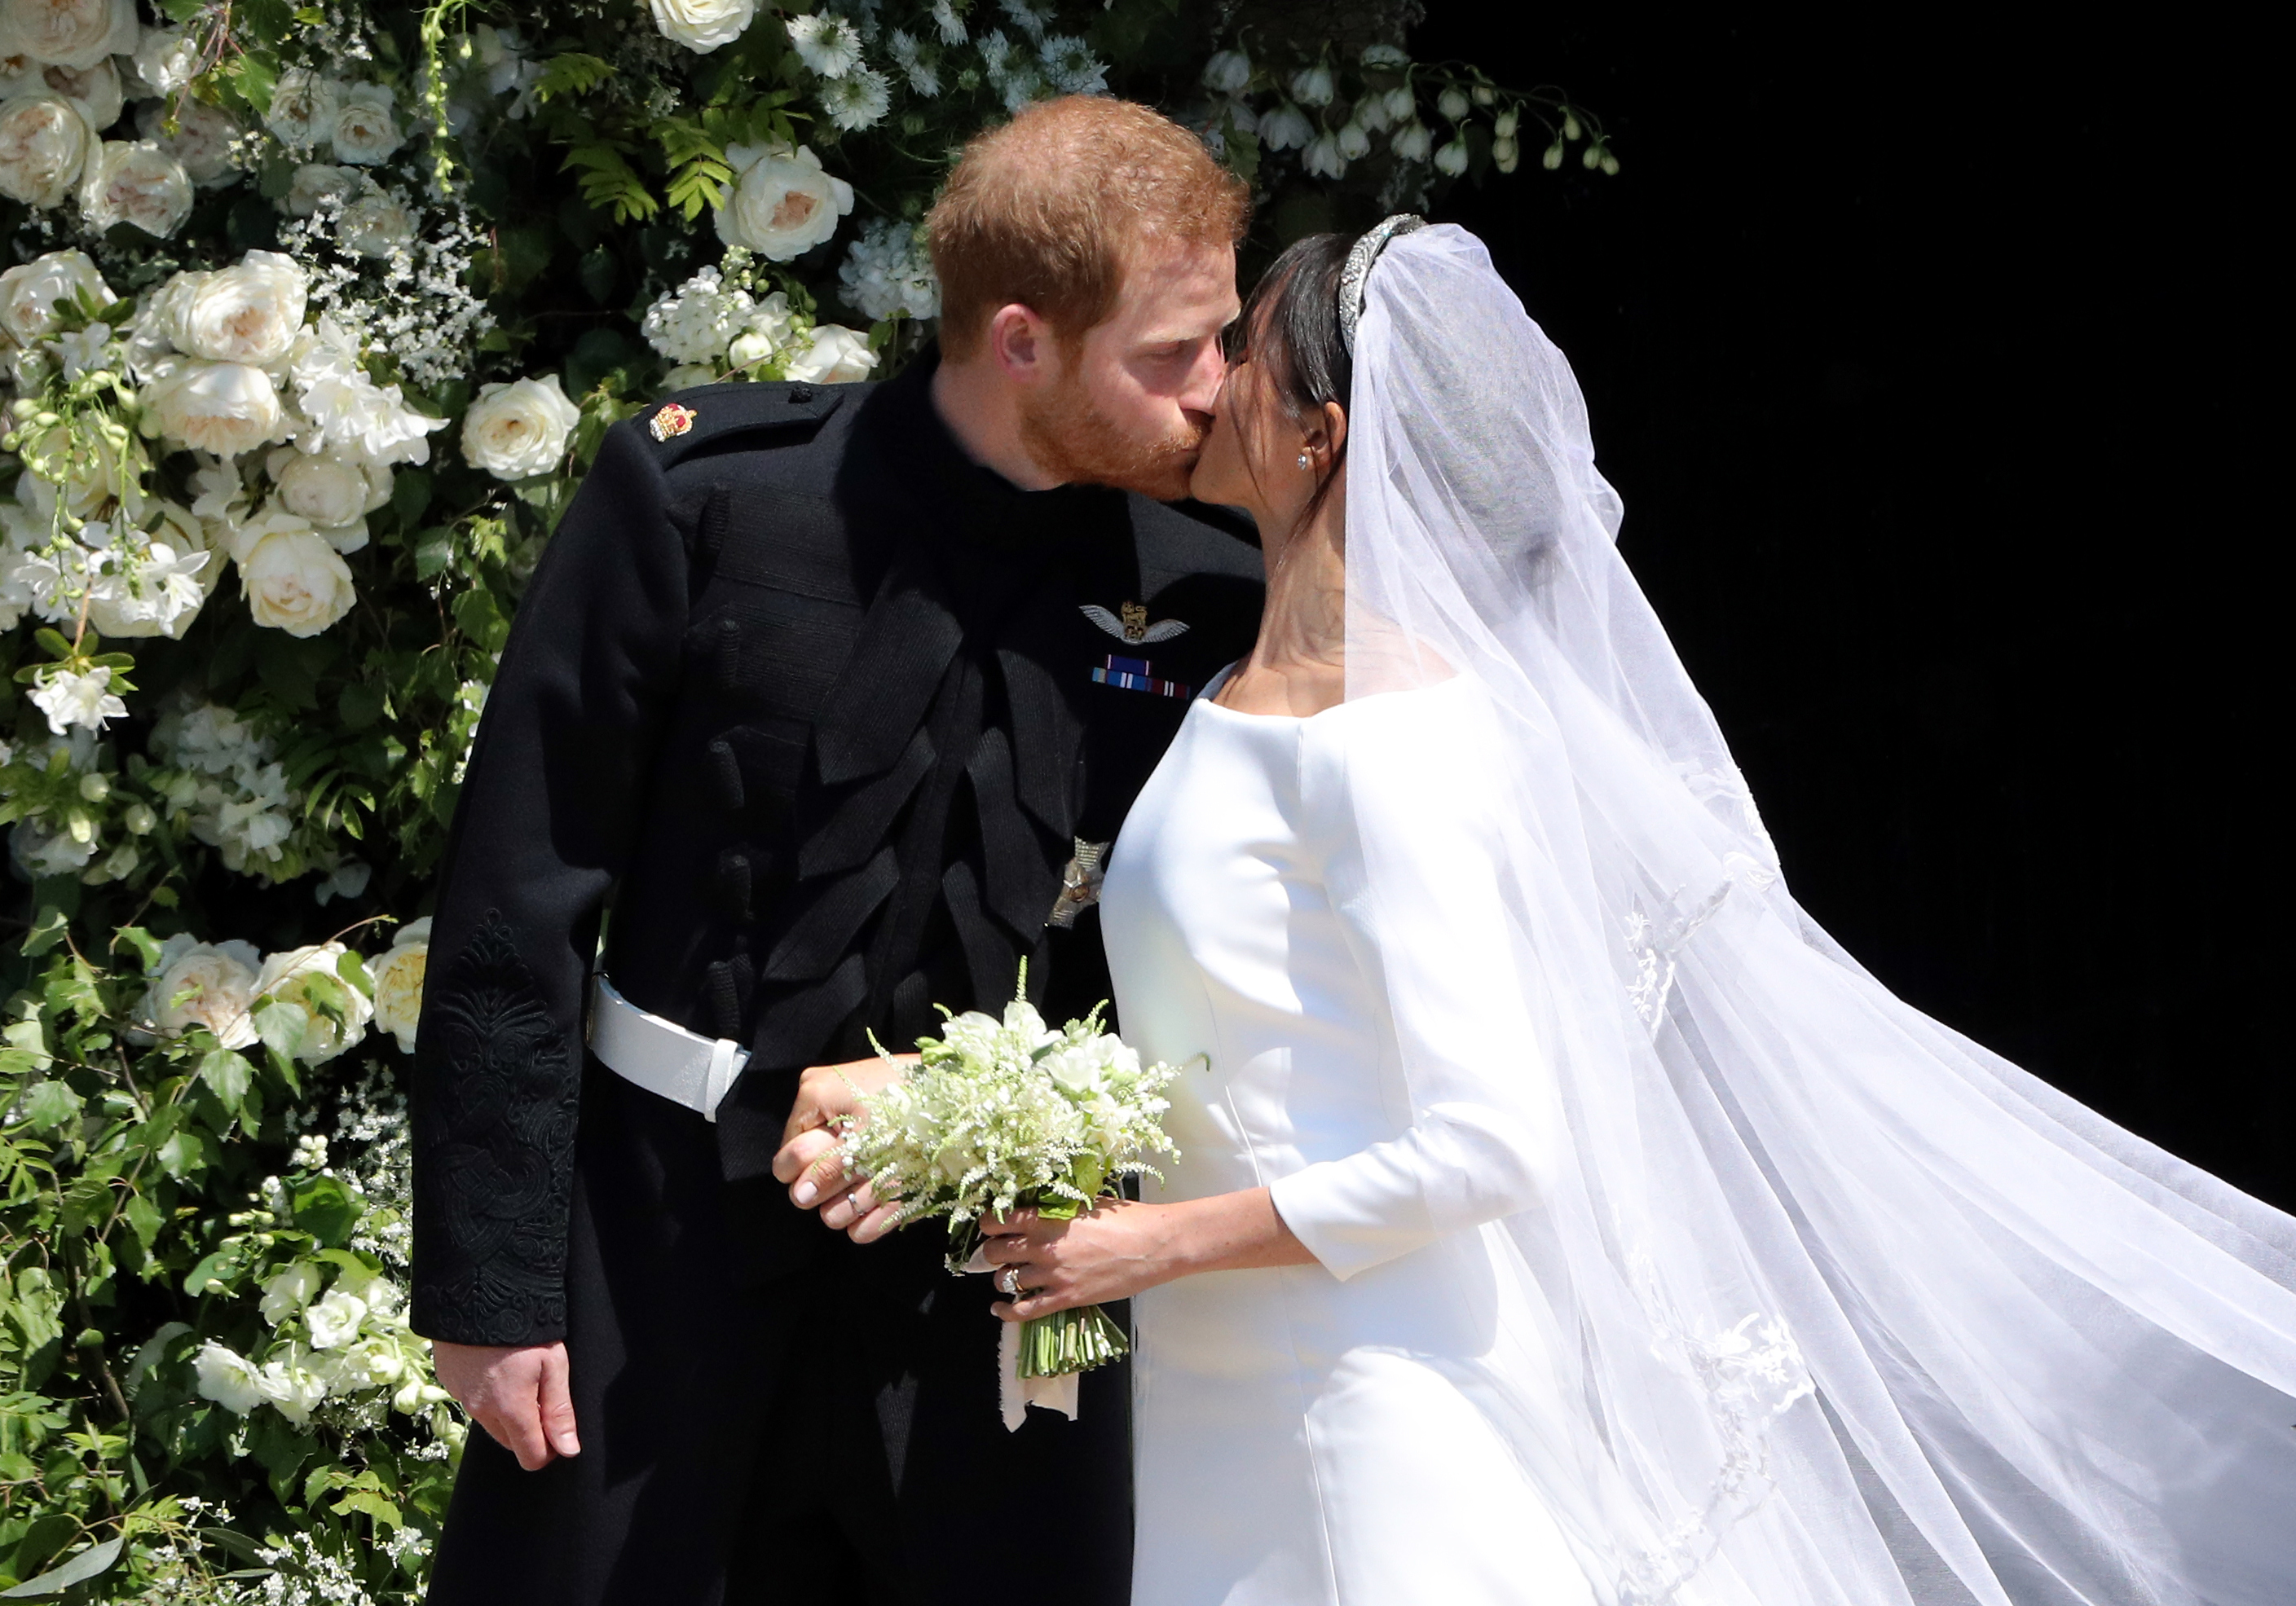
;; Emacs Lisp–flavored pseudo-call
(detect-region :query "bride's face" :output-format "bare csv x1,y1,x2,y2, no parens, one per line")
1190,333,1314,529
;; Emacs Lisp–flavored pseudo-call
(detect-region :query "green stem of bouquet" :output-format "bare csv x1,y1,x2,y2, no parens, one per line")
1016,1303,1130,1379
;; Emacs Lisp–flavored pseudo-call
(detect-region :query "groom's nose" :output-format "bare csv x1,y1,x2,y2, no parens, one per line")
1176,338,1227,418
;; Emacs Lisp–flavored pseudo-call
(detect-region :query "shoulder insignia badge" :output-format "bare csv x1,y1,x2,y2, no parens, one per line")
1081,601,1190,644
649,402,697,442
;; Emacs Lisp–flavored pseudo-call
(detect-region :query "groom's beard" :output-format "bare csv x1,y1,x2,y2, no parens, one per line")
1018,370,1205,501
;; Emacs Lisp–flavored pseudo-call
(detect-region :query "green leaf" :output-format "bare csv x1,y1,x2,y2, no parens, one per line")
333,1488,404,1529
334,950,373,1000
156,1127,214,1182
113,925,164,973
534,51,615,103
0,1533,125,1598
251,997,308,1062
561,143,659,226
388,467,433,525
20,1081,80,1133
291,1174,358,1247
123,1193,165,1256
20,907,69,957
198,1049,253,1107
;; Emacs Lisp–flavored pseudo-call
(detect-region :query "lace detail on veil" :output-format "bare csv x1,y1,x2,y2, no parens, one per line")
1620,1255,1818,1605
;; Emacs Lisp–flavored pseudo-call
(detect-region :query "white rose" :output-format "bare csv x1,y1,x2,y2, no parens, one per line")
0,91,99,206
258,1261,324,1324
130,25,198,96
140,932,263,1048
253,941,373,1060
136,97,241,187
460,373,580,480
170,250,306,366
338,187,414,257
329,82,400,165
266,447,372,544
0,247,111,345
713,142,853,262
0,0,136,71
262,68,338,151
77,140,192,237
280,161,357,216
192,1340,266,1415
253,1352,328,1424
784,323,877,385
141,360,287,455
650,0,756,54
239,522,357,639
39,58,119,129
305,1289,367,1350
369,916,429,1054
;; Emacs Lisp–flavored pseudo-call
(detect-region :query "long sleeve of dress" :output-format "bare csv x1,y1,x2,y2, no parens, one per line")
1267,686,1563,1283
409,420,690,1346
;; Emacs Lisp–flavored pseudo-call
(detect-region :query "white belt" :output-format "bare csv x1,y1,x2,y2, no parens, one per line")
586,975,748,1121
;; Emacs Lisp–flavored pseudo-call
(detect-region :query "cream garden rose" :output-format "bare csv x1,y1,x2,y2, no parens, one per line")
141,360,288,455
137,96,242,187
282,161,359,217
461,372,580,480
650,0,756,54
168,251,308,367
77,139,194,237
330,82,402,165
339,187,416,257
140,933,263,1049
0,0,138,71
252,940,374,1061
236,516,358,638
262,68,338,151
267,447,383,550
713,142,853,261
38,57,118,128
129,24,197,95
0,247,111,347
0,90,99,207
369,915,430,1054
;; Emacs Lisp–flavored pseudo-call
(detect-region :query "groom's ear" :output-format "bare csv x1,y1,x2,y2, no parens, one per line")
986,302,1060,389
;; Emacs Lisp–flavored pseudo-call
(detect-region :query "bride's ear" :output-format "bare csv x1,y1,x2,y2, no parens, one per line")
1304,399,1348,469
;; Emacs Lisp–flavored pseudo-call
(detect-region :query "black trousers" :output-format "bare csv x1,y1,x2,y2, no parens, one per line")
425,1064,1133,1605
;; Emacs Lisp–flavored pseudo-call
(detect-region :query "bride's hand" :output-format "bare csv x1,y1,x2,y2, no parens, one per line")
979,1188,1315,1318
979,1200,1190,1319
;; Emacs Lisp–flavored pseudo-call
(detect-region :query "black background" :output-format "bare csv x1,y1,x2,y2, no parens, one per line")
1404,14,2289,1208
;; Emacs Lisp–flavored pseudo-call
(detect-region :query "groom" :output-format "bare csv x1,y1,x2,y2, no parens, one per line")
408,96,1258,1604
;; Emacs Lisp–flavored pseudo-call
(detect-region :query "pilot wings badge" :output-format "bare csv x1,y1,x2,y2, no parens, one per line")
1081,601,1189,645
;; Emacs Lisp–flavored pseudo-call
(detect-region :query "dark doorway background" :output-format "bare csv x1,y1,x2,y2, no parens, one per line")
1405,14,2289,1208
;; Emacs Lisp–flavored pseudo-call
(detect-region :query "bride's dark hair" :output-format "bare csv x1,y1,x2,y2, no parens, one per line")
1232,231,1353,530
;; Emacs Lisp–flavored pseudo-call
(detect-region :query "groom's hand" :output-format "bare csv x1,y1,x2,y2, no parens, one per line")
772,1054,914,1240
431,1340,580,1471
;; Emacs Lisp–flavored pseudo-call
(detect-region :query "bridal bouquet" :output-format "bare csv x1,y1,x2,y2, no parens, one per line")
844,968,1179,1380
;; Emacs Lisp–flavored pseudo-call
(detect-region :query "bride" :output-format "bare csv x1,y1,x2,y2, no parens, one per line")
975,221,2296,1606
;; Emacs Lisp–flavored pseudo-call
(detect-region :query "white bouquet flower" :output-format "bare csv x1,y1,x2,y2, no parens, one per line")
843,966,1179,1385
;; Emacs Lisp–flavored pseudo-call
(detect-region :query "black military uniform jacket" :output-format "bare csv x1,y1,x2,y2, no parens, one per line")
408,352,1261,1349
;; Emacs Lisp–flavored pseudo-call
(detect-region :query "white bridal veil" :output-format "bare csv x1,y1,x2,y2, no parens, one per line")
1338,223,2296,1606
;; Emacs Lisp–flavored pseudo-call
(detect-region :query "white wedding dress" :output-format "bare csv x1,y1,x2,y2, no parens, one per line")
1097,224,2296,1606
1104,672,1595,1606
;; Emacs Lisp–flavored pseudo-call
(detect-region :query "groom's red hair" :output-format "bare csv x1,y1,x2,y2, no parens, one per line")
928,96,1249,360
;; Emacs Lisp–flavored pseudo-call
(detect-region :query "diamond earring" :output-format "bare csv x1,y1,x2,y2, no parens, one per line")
1297,452,1311,469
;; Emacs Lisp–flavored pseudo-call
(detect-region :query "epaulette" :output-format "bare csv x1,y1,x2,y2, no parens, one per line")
634,380,853,469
